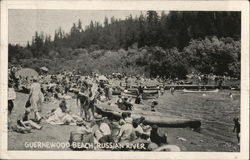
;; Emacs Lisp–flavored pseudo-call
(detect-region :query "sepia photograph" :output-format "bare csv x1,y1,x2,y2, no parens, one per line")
0,0,249,159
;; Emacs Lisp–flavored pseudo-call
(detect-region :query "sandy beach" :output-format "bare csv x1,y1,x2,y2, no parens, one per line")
8,90,240,152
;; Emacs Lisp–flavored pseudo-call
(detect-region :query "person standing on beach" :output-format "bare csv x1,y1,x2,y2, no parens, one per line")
160,85,165,95
138,83,144,96
29,76,44,122
170,80,175,95
77,81,90,120
233,118,240,145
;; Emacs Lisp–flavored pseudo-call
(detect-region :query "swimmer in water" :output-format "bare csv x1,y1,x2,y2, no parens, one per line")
229,92,233,99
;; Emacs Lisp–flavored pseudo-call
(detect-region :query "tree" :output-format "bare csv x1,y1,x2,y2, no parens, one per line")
77,19,83,32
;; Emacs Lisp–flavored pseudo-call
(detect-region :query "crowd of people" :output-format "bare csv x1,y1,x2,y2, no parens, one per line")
7,65,240,150
8,65,172,151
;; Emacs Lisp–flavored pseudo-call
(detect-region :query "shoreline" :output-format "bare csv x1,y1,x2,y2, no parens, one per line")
8,92,240,151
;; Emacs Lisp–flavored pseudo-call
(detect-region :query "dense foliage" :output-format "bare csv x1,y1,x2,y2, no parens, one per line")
9,11,241,78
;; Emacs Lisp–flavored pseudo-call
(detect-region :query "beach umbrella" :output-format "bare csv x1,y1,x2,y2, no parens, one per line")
15,68,38,78
40,67,48,72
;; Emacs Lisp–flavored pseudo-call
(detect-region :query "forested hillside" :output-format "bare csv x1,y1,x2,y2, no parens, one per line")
9,11,241,78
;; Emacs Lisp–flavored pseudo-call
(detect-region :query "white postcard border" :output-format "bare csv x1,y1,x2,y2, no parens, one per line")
0,0,249,159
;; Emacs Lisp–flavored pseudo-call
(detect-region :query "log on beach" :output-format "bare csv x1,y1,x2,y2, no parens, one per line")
95,101,201,129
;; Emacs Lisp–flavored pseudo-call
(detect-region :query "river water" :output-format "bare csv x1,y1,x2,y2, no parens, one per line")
154,90,240,144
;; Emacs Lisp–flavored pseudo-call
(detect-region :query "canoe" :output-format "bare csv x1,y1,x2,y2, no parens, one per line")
125,89,158,95
146,85,159,89
126,89,159,95
95,101,201,129
183,89,219,93
121,92,157,100
144,90,158,94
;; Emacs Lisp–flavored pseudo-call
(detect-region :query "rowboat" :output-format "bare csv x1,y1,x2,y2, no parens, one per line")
95,101,201,129
183,88,219,93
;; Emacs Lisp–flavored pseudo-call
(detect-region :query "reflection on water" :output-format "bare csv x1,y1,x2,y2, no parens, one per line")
155,90,240,144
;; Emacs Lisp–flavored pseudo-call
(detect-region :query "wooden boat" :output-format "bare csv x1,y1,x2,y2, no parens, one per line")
95,101,201,129
146,85,159,89
144,90,159,94
121,92,157,99
126,89,159,95
183,88,219,93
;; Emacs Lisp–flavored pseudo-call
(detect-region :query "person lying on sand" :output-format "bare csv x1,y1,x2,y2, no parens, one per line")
46,100,76,125
13,107,42,133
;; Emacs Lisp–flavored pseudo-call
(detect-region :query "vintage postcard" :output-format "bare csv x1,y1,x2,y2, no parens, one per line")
0,0,249,159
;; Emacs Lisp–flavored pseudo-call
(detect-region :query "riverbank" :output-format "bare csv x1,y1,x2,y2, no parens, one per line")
8,91,240,151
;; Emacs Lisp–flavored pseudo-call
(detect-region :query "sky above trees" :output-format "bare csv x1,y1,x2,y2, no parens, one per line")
9,10,162,45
